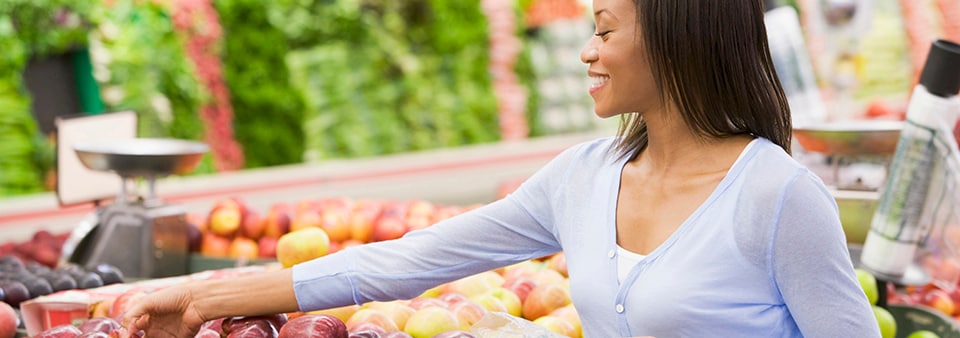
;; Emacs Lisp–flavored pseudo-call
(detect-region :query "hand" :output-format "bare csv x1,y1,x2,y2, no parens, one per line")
121,285,207,338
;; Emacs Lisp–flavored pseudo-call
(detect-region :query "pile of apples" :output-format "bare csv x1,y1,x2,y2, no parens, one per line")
191,197,478,261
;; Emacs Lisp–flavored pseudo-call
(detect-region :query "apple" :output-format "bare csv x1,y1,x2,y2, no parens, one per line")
407,297,448,311
349,200,383,243
855,268,879,305
522,282,571,320
194,328,221,338
223,317,278,338
78,317,121,334
403,306,460,338
109,289,150,320
873,305,896,338
404,215,432,232
529,268,566,288
228,237,260,260
406,200,435,219
450,300,487,330
345,308,399,332
371,216,407,243
187,221,203,252
34,324,82,338
278,314,348,338
549,305,582,338
258,236,279,259
291,211,323,233
209,199,244,236
200,233,232,257
441,270,504,298
276,228,330,268
501,276,536,302
471,287,522,317
545,252,568,277
347,322,387,335
501,260,544,281
437,292,470,306
362,301,415,329
532,315,577,337
308,305,360,323
319,206,352,243
921,288,956,316
239,209,266,240
263,204,293,238
0,302,17,338
90,299,115,318
187,213,208,233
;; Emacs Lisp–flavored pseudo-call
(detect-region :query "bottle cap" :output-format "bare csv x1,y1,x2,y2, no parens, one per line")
918,39,960,97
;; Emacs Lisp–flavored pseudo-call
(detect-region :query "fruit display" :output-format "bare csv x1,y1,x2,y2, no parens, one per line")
856,267,960,338
190,196,479,262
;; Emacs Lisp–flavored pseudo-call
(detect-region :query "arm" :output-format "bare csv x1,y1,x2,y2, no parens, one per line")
772,171,881,337
122,269,298,337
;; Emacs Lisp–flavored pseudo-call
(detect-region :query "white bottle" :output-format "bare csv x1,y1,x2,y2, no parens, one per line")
860,39,960,278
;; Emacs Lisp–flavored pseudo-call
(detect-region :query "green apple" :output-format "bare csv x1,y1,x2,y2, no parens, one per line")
906,330,942,338
857,268,879,305
873,305,897,338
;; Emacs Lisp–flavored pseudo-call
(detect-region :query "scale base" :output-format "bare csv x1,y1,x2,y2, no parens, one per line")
67,202,190,279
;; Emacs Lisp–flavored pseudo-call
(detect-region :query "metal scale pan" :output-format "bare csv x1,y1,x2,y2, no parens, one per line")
62,138,208,279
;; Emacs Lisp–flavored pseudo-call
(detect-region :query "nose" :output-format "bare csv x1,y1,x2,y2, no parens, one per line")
580,38,598,64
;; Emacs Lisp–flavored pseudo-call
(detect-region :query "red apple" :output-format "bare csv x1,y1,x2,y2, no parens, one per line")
362,301,414,329
549,305,582,338
0,302,17,338
194,328,221,338
277,314,348,338
291,211,323,233
34,324,82,338
263,204,292,238
307,305,359,323
407,297,448,310
438,292,470,307
200,233,232,257
319,208,351,243
239,210,266,240
109,289,149,320
78,317,121,334
522,282,572,321
501,276,537,302
371,216,407,243
228,237,260,260
225,319,276,338
921,288,957,316
349,200,383,243
258,237,279,259
441,271,504,298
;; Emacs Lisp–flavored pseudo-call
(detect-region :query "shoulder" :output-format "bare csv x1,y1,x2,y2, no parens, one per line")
735,138,834,208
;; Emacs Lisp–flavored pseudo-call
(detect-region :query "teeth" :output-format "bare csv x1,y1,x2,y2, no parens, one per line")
590,75,609,88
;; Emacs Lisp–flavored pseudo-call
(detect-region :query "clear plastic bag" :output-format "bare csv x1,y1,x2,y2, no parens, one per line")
469,312,565,338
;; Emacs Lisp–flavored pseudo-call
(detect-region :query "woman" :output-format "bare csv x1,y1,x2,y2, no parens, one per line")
123,0,879,336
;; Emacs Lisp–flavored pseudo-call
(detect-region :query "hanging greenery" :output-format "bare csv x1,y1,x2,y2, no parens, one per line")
279,0,518,161
215,0,307,168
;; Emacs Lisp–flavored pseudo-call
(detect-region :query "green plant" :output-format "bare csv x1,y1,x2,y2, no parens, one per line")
216,0,306,168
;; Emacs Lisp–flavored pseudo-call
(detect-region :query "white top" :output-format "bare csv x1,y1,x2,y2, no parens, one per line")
616,245,646,284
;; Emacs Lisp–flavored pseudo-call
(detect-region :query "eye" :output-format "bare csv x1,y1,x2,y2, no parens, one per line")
595,31,611,39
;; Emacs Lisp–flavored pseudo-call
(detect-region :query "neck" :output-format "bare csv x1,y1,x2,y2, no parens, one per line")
633,110,750,178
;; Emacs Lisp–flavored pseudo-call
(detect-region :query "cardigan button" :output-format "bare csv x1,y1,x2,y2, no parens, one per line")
616,304,625,313
608,249,616,258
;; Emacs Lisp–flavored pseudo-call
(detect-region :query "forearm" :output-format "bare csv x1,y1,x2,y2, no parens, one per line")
191,268,300,320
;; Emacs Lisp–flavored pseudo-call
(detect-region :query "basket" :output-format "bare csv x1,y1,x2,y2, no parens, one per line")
888,304,960,338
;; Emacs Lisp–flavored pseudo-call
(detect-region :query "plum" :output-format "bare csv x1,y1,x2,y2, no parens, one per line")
0,281,29,307
92,264,124,285
277,314,347,338
23,278,53,298
77,273,104,289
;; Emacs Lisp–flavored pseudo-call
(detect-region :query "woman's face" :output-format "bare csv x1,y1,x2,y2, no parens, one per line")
580,0,660,118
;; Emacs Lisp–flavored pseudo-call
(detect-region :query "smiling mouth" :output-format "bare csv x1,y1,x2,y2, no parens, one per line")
589,75,609,92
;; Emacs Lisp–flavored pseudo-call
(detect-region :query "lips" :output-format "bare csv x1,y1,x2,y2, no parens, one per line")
588,73,609,94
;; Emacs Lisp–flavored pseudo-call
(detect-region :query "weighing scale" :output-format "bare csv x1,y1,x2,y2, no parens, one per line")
55,112,208,279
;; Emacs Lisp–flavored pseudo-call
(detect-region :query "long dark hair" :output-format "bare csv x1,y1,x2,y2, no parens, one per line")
614,0,792,160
